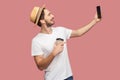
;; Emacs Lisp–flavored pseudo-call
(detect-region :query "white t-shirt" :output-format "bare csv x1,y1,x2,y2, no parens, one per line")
31,27,72,80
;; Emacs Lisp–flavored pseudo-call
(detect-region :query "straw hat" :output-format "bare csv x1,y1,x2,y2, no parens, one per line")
30,5,45,25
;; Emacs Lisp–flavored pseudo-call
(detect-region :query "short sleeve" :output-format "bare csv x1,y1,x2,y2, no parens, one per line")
31,39,44,56
62,27,72,39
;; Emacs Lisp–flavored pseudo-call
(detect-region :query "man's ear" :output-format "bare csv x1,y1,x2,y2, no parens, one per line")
40,20,46,24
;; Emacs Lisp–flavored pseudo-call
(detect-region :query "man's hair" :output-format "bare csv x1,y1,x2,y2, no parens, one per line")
37,8,45,27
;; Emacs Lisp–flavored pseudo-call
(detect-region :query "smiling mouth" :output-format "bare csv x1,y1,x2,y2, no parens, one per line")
51,18,54,22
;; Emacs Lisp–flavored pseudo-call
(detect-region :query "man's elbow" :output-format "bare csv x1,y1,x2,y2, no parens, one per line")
37,65,46,71
38,67,44,71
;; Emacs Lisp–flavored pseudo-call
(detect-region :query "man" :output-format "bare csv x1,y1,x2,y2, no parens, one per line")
30,5,101,80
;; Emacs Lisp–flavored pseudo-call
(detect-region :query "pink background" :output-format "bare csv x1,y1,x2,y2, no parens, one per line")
0,0,120,80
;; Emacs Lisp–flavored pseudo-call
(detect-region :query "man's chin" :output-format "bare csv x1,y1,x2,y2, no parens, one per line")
52,21,55,25
47,23,55,27
51,21,55,25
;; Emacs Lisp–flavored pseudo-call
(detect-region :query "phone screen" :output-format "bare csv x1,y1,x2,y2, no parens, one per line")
96,6,102,19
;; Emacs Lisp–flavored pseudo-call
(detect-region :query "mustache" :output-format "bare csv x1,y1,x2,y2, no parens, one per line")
51,17,54,20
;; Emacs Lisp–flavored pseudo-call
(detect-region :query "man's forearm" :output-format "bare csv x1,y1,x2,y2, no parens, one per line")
38,52,56,70
37,42,64,71
77,19,98,36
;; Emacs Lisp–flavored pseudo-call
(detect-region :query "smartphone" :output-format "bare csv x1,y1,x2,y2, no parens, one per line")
96,6,102,19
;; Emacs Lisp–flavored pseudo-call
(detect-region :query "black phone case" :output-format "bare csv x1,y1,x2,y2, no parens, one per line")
96,6,102,18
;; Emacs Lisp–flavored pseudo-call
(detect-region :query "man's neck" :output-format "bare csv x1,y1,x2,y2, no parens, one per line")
40,25,52,34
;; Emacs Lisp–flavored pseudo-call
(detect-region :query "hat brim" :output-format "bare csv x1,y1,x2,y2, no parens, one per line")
35,4,45,25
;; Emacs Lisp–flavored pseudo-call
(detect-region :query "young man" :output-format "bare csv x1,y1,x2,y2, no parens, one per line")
30,5,101,80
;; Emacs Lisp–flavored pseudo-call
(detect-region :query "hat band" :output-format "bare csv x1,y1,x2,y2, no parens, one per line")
34,8,40,24
35,8,43,24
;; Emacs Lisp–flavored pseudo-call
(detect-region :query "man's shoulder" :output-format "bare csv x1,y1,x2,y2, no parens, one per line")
32,34,40,43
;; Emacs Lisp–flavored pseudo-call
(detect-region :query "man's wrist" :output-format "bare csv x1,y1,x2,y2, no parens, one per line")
93,18,98,23
51,51,57,57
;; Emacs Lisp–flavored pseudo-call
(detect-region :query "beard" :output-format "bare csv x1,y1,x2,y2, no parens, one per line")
45,20,55,27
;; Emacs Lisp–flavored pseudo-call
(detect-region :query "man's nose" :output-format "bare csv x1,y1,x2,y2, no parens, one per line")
51,14,54,18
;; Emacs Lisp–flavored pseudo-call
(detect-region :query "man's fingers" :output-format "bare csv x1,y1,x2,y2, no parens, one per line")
94,13,98,19
60,42,66,46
